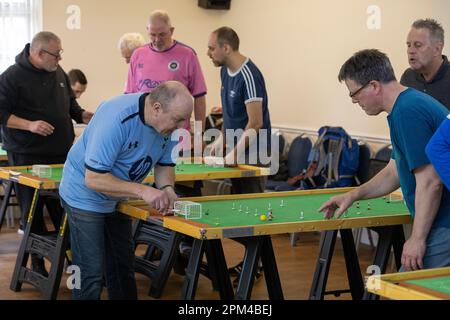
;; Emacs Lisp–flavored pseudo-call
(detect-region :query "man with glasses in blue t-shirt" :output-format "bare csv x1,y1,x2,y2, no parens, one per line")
320,49,450,272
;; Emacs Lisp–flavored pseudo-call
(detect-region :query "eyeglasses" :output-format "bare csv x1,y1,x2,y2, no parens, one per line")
349,81,371,98
42,49,63,59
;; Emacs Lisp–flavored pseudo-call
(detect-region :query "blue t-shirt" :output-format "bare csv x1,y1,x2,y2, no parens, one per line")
426,116,450,191
388,88,450,228
59,93,177,213
220,58,272,160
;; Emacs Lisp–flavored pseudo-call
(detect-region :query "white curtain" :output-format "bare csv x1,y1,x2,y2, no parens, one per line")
0,0,42,73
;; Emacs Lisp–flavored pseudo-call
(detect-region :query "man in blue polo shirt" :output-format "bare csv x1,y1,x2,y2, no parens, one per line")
319,49,450,271
59,81,193,299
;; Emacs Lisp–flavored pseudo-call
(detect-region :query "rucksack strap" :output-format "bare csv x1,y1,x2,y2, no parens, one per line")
324,138,344,187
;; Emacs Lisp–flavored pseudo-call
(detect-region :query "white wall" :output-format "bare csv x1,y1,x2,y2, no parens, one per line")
43,0,450,140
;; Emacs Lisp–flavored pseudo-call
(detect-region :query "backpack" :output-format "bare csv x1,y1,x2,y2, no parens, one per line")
287,126,359,189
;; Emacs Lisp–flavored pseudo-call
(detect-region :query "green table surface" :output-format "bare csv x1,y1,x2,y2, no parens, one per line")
406,276,450,296
15,163,241,182
176,193,408,227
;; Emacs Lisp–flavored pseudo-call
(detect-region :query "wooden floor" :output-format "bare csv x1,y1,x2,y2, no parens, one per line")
0,220,388,300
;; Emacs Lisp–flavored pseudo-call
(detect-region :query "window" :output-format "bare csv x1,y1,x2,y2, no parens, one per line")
0,0,42,73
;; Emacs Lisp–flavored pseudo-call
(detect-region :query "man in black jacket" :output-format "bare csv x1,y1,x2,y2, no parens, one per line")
0,31,93,275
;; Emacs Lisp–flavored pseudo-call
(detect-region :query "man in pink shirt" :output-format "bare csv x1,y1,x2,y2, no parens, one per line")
126,11,206,271
126,10,207,144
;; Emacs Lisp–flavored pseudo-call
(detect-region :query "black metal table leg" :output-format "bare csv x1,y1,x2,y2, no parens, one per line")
235,237,260,300
340,229,364,299
309,230,338,300
260,235,284,300
362,226,395,300
181,238,206,300
10,189,69,299
204,240,234,299
0,181,13,233
392,225,405,270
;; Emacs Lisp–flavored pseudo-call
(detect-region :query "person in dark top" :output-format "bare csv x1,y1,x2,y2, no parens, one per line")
68,69,88,99
207,26,272,284
0,31,93,275
400,19,450,109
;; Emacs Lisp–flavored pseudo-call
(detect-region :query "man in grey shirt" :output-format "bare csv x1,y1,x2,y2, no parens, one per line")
400,19,450,109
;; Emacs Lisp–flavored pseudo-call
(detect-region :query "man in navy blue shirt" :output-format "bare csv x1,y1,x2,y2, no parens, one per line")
320,49,450,272
206,26,272,284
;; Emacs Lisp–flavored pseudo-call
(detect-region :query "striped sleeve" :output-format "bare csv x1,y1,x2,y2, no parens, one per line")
241,64,264,104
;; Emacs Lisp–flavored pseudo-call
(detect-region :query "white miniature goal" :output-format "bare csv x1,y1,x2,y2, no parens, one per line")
31,164,52,178
173,201,202,220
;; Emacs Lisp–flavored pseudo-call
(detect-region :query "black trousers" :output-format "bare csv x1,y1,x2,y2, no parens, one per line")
7,152,66,233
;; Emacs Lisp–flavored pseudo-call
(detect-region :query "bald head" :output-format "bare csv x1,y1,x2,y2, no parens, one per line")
146,81,193,136
148,10,172,27
149,81,193,113
30,31,61,53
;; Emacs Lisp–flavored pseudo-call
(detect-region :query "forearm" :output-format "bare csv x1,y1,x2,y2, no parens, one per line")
350,160,400,201
85,171,148,199
154,165,175,189
229,120,262,158
207,129,225,155
411,178,443,241
69,100,85,123
194,96,206,132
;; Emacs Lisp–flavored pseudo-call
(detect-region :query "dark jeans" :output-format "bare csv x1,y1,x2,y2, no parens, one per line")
62,200,137,300
7,152,66,232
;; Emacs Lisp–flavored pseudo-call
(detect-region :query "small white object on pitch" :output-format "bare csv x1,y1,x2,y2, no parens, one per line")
31,164,52,178
204,156,225,168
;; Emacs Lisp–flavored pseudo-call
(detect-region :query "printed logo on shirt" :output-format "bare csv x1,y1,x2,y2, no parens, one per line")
138,79,163,91
168,60,180,72
162,136,170,149
137,63,144,69
129,156,153,182
60,83,65,88
229,90,236,98
128,141,139,149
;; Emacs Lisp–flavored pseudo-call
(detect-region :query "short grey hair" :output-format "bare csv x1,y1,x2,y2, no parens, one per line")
412,18,445,44
30,31,60,52
148,81,181,112
118,33,146,51
338,49,397,85
148,10,172,27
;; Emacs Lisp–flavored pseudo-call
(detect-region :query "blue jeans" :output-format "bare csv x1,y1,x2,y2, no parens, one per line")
62,200,137,300
422,227,450,269
400,226,450,271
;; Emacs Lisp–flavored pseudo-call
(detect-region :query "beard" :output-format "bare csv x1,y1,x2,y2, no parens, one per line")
212,59,224,67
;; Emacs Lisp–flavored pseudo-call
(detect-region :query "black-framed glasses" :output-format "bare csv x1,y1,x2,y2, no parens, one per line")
349,81,371,98
42,49,63,59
